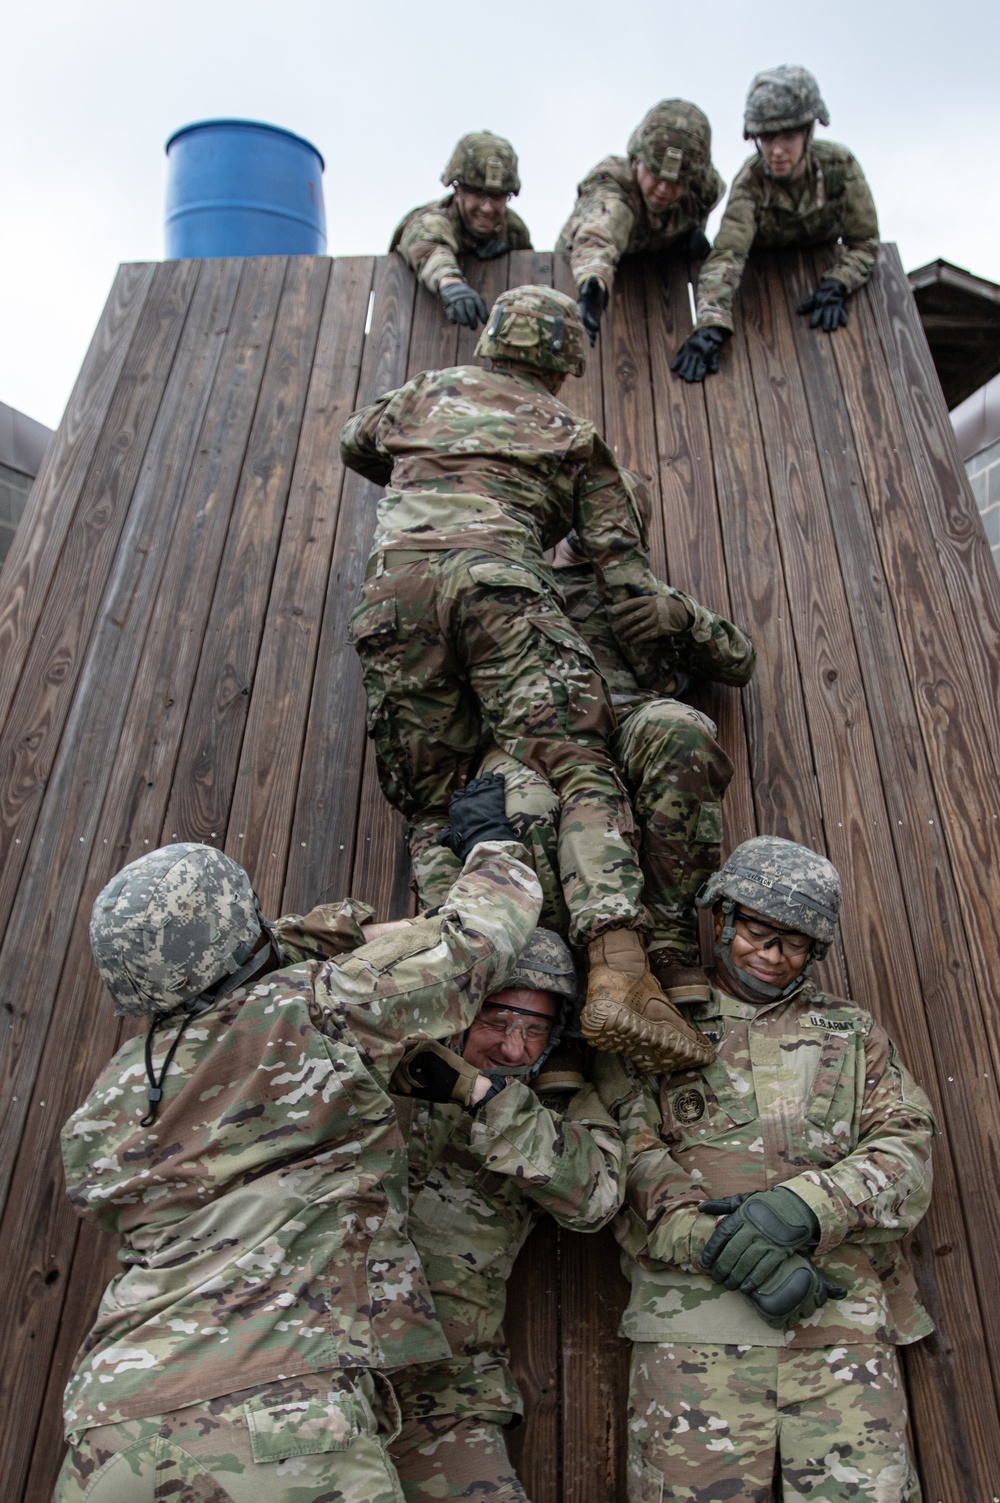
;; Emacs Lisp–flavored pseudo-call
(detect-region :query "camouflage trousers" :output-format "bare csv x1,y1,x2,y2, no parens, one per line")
626,1340,920,1503
390,1414,527,1503
412,698,733,964
53,1371,405,1503
351,551,643,944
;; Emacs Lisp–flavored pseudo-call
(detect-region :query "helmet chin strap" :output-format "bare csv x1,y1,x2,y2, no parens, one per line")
715,900,812,1004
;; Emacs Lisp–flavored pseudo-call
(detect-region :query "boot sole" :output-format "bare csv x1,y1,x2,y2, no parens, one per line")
580,998,715,1073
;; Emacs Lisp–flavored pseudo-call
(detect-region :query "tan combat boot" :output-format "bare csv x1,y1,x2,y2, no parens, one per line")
534,1037,587,1095
581,928,715,1074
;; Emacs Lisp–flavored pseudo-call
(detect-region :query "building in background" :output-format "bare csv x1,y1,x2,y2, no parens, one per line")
909,259,1000,577
0,401,52,567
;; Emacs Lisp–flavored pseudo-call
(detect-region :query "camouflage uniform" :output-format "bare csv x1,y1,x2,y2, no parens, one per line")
695,141,879,334
54,842,542,1503
411,560,754,963
557,100,725,295
388,1079,623,1502
597,972,935,1502
342,322,665,947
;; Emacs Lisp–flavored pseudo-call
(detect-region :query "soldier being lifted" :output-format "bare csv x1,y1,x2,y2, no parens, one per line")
391,130,532,330
385,922,622,1502
557,100,725,345
602,837,935,1503
341,284,714,1078
673,65,880,383
53,822,542,1503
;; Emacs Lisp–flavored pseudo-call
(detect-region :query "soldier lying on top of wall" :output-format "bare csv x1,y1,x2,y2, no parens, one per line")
53,821,544,1503
391,131,532,331
599,836,935,1503
673,64,880,383
557,99,726,346
341,284,713,1080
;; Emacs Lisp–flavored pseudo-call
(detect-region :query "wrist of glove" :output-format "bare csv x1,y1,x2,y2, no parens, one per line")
577,277,608,346
440,280,488,329
608,588,693,646
473,237,508,260
435,773,518,863
699,1186,820,1290
742,1252,847,1328
390,1040,490,1109
797,278,848,332
671,326,728,383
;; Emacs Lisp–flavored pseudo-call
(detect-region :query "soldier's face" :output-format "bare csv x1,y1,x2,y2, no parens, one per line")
455,185,509,238
757,129,809,179
715,905,811,995
462,987,558,1071
635,162,685,211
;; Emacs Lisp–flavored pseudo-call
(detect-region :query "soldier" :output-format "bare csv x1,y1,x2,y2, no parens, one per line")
556,100,725,345
53,801,543,1503
391,130,532,329
673,66,880,383
411,497,755,1005
342,284,714,1078
601,837,935,1503
385,928,622,1502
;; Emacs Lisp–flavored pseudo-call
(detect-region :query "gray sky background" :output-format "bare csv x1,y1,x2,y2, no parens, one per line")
4,0,998,429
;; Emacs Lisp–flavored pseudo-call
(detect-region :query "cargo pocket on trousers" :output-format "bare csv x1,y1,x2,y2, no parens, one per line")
244,1391,364,1463
350,594,398,647
694,801,723,844
526,612,610,734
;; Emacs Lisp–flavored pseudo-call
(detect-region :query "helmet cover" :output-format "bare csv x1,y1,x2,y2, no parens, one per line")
696,835,841,956
500,926,577,1001
476,284,587,377
90,843,262,1017
627,99,712,184
744,65,830,138
442,131,521,195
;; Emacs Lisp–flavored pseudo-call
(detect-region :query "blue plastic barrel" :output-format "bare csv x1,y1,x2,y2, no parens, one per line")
165,119,326,259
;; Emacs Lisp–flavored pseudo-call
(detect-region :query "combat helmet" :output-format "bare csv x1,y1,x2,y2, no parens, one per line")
696,836,841,1001
442,131,521,195
90,842,268,1018
743,65,830,138
627,100,712,186
482,927,577,1081
476,285,587,378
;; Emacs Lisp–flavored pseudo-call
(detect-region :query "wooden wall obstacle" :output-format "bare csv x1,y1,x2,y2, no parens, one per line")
1,244,998,1503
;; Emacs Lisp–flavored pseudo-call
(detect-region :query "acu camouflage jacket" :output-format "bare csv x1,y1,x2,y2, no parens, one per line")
390,1080,622,1423
60,843,541,1435
556,155,726,293
600,979,935,1348
695,140,880,332
391,193,533,295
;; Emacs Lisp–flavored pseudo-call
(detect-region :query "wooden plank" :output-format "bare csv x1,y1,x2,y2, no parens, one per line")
0,264,155,726
553,253,604,433
283,254,416,915
699,266,846,996
643,259,756,853
741,251,1000,1498
0,259,199,950
867,246,1000,771
226,257,374,915
560,1225,630,1503
506,1217,560,1503
161,258,329,858
0,259,289,1503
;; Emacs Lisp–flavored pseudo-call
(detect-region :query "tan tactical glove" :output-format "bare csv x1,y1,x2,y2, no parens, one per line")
390,1041,501,1110
608,590,693,646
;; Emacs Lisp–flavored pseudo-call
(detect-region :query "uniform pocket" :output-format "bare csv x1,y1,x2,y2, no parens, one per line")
244,1391,364,1462
467,559,545,592
350,595,398,645
805,1030,854,1136
694,801,723,844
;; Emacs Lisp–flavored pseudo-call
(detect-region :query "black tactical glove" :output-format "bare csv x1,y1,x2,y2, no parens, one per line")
743,1253,847,1329
699,1186,820,1290
577,277,608,346
797,278,849,333
440,280,488,329
670,326,728,383
435,773,517,862
473,237,509,260
608,588,693,646
685,226,712,261
390,1039,505,1110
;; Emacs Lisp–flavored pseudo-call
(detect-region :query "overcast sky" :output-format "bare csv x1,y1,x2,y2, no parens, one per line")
4,0,998,429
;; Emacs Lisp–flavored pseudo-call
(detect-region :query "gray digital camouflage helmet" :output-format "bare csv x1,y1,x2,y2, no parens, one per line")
442,131,521,195
90,843,264,1017
503,926,577,1001
697,836,841,1002
743,65,830,138
476,284,587,377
